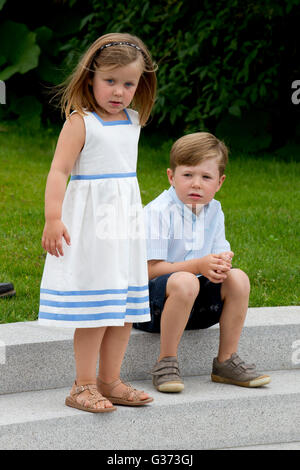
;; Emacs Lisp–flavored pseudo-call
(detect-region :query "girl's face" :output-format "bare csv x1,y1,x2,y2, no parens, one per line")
92,59,143,119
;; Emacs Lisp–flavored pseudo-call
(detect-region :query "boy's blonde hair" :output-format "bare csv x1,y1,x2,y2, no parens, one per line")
58,33,157,126
170,132,228,176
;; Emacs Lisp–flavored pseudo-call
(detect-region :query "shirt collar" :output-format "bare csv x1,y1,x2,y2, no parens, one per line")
167,186,205,221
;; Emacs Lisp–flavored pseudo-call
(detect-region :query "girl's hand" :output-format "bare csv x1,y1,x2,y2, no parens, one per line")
42,220,71,257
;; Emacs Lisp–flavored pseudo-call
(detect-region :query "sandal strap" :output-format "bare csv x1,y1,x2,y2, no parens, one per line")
98,378,122,394
71,384,108,405
98,378,145,401
119,381,144,401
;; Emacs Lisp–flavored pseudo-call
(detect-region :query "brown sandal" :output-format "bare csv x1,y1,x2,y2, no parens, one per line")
65,383,117,413
97,377,154,406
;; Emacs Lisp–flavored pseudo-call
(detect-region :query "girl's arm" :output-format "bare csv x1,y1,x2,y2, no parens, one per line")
42,113,85,257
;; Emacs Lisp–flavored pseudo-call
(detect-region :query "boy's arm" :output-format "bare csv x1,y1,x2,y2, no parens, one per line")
148,258,200,279
211,205,231,253
148,255,232,283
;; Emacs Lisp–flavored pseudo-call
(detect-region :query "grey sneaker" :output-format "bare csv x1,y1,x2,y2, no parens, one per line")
211,353,271,388
151,356,184,392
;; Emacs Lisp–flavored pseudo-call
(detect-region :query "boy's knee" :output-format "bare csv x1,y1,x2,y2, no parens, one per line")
225,268,250,295
166,272,200,300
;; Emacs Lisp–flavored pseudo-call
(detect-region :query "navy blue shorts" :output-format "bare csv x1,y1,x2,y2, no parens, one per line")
133,273,223,333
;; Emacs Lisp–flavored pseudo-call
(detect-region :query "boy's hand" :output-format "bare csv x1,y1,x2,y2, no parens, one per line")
197,253,232,283
215,251,234,274
218,251,234,263
42,219,71,257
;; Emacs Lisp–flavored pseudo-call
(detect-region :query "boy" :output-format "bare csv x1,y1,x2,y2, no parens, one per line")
134,132,270,392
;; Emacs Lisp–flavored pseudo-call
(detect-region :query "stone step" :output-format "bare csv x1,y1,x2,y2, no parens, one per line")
0,369,299,450
0,306,299,395
226,441,300,450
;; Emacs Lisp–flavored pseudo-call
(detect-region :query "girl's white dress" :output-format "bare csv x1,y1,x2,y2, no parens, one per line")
38,109,150,328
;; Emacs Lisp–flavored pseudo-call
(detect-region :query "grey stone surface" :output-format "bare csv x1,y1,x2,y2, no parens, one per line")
0,306,299,394
226,441,300,450
0,370,299,450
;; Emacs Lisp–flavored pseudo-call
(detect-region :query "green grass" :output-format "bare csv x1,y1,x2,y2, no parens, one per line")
0,124,299,324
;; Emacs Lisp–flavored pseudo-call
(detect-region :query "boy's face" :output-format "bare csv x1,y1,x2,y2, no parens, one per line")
167,158,226,209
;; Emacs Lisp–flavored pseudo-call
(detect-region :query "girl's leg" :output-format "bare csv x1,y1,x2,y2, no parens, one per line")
98,323,132,382
218,268,250,362
159,272,200,361
74,327,106,384
98,323,150,401
73,327,114,409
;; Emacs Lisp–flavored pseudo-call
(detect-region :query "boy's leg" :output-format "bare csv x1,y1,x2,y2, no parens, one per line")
213,268,270,387
151,272,200,392
218,268,250,362
159,272,200,360
98,323,151,401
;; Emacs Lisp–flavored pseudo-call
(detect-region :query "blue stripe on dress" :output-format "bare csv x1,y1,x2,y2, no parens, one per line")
127,296,149,303
39,311,125,321
39,286,149,322
70,172,136,181
128,285,148,291
40,286,148,295
125,308,150,315
40,288,128,296
39,296,149,308
39,307,150,321
40,299,127,308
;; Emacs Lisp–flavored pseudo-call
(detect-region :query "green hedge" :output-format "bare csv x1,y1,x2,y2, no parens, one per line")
1,0,300,150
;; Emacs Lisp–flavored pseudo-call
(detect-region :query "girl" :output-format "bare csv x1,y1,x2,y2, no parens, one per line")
38,33,157,413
